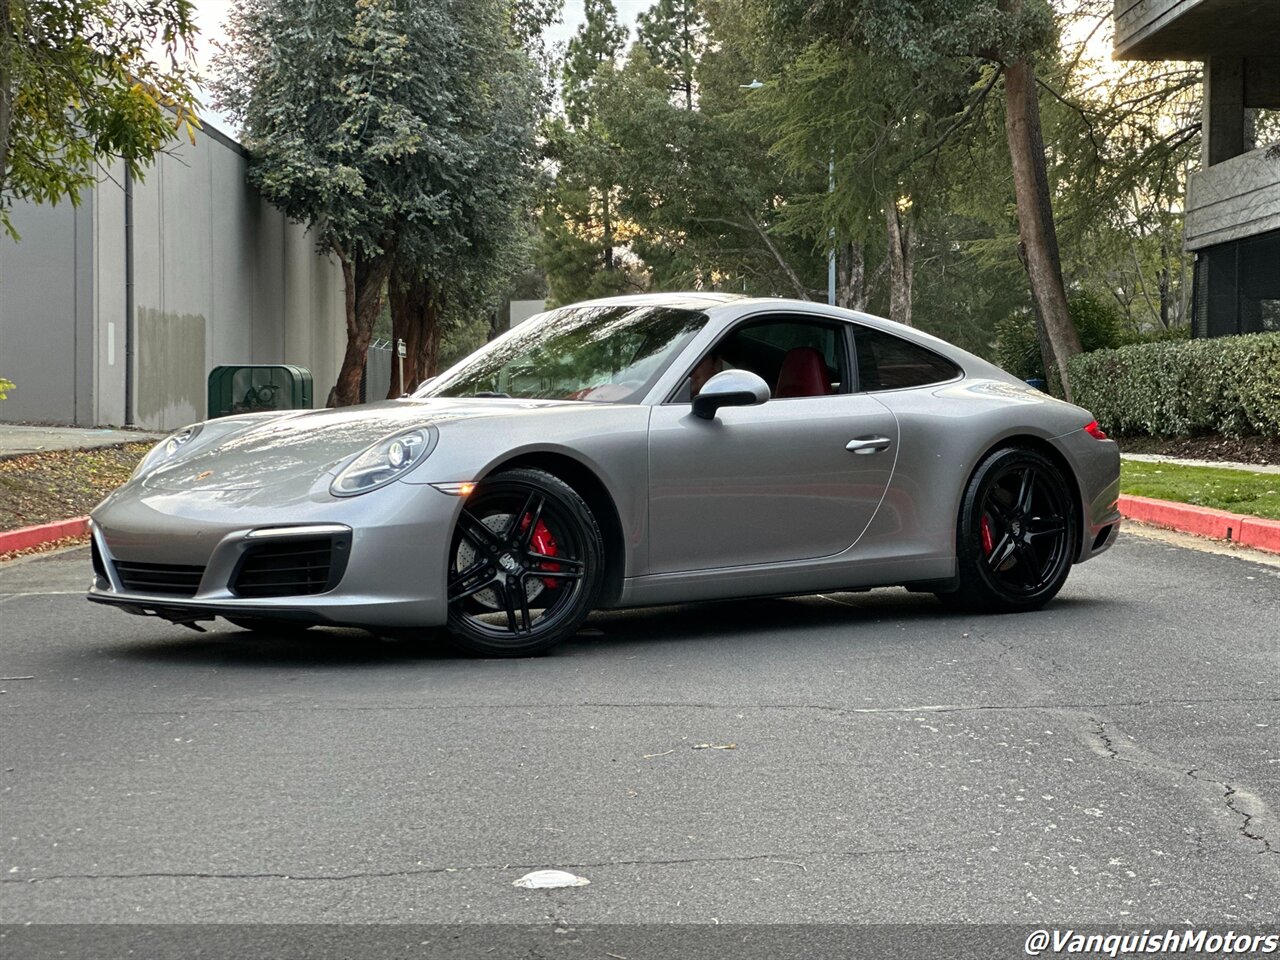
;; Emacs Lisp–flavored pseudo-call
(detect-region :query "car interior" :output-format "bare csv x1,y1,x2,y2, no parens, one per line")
674,317,846,401
673,316,963,401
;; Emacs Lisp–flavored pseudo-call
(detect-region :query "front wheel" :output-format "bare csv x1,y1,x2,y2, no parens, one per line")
937,447,1079,613
445,468,604,656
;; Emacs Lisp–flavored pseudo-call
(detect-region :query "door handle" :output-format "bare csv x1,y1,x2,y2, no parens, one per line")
846,436,892,454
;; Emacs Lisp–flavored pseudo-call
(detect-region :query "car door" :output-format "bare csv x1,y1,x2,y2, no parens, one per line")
646,315,899,574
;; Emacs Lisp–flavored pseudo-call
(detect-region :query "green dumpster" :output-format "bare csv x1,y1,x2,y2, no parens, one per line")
207,365,313,419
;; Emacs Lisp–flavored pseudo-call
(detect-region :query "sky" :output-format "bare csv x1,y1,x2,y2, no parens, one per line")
188,0,655,135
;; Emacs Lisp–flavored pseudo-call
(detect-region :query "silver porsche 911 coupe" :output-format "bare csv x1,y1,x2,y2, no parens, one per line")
88,293,1121,655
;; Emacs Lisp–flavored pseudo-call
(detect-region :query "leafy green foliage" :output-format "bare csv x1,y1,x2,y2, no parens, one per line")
0,0,200,239
1069,333,1280,439
214,0,465,262
996,292,1124,381
636,0,705,108
562,0,626,127
0,375,13,400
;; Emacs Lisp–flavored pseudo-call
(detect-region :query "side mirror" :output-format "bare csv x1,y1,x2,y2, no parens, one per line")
692,369,770,420
417,377,436,392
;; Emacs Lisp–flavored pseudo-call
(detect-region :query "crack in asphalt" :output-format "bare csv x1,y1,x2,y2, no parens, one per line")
1187,768,1278,857
1083,716,1278,858
4,846,928,886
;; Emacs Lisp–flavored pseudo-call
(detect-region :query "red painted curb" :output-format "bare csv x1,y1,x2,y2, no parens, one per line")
1118,495,1277,553
0,516,90,554
1238,516,1280,553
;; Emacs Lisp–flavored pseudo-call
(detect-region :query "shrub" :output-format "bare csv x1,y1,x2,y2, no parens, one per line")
0,377,13,401
1068,332,1280,439
994,293,1126,382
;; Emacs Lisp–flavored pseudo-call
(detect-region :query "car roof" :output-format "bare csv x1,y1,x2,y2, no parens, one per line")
564,292,746,311
557,293,1014,383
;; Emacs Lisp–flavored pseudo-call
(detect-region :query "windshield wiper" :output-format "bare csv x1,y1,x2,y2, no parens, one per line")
471,391,512,398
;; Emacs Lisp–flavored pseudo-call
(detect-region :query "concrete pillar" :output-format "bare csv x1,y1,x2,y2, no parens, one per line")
1204,56,1247,166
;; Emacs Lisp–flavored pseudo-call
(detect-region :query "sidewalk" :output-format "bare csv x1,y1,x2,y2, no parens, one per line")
1121,452,1280,475
0,423,163,459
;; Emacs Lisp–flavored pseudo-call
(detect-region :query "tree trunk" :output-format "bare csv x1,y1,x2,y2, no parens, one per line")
602,186,614,271
885,203,914,327
327,245,394,408
836,241,866,311
387,273,428,398
421,302,442,378
1158,239,1171,329
1003,57,1082,400
0,0,14,193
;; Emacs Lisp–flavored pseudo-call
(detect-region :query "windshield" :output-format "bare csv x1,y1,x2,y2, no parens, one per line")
417,304,708,403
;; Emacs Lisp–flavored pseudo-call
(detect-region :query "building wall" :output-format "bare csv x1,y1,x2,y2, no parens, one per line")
0,124,346,430
1185,145,1280,250
0,194,95,425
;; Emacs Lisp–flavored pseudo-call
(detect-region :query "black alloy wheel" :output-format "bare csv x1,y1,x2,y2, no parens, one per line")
445,468,603,656
938,447,1079,612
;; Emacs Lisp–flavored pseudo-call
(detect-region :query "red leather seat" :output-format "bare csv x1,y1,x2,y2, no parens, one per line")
774,347,832,398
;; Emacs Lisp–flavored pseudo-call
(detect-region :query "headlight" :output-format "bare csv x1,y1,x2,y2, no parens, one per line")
331,427,433,496
131,424,203,480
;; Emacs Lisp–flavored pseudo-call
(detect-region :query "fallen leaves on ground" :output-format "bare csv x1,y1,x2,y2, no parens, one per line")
0,444,149,532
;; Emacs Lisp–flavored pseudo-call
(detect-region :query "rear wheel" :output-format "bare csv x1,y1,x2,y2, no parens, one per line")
445,468,603,656
937,447,1078,612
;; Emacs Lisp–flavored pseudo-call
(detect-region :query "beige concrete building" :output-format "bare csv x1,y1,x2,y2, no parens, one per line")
1115,0,1280,337
0,124,346,431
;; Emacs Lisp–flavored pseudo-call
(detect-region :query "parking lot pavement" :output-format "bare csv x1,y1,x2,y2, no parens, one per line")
0,424,163,458
1,532,1277,928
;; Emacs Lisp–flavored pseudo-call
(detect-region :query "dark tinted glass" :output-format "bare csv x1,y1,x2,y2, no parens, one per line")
854,328,961,391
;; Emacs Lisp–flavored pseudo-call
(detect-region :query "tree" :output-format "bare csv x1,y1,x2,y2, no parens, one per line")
215,0,476,407
636,0,705,109
0,0,200,239
562,0,626,127
385,0,542,394
757,0,1086,396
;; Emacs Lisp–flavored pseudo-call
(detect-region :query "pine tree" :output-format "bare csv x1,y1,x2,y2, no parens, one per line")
636,0,705,109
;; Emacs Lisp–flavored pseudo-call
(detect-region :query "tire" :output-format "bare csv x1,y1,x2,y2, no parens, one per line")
445,468,604,656
937,446,1079,613
225,616,315,635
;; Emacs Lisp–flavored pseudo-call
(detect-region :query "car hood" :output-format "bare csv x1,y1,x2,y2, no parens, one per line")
141,397,577,492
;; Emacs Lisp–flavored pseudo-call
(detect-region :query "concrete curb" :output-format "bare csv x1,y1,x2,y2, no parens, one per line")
1119,495,1280,554
0,517,90,554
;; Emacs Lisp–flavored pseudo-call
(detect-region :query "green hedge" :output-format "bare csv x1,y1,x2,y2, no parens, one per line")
1068,332,1280,439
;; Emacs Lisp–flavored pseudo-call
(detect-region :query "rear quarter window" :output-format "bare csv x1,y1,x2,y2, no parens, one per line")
854,327,961,391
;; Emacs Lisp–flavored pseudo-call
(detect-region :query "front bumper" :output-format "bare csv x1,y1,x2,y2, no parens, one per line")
86,481,461,629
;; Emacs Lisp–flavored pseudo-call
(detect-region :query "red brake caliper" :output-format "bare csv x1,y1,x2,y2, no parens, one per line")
980,514,994,555
519,514,562,588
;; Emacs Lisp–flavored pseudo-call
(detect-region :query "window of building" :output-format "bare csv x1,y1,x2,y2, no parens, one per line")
1193,229,1280,337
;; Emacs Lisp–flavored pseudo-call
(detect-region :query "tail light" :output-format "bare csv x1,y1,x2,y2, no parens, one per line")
1083,420,1108,440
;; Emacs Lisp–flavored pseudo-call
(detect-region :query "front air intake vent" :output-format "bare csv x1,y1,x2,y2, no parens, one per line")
114,560,206,597
231,537,347,598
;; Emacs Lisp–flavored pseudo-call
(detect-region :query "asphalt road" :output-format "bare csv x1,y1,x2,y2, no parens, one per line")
1,532,1277,939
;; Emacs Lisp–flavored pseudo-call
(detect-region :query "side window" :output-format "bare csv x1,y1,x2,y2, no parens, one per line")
853,327,961,391
676,317,849,401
